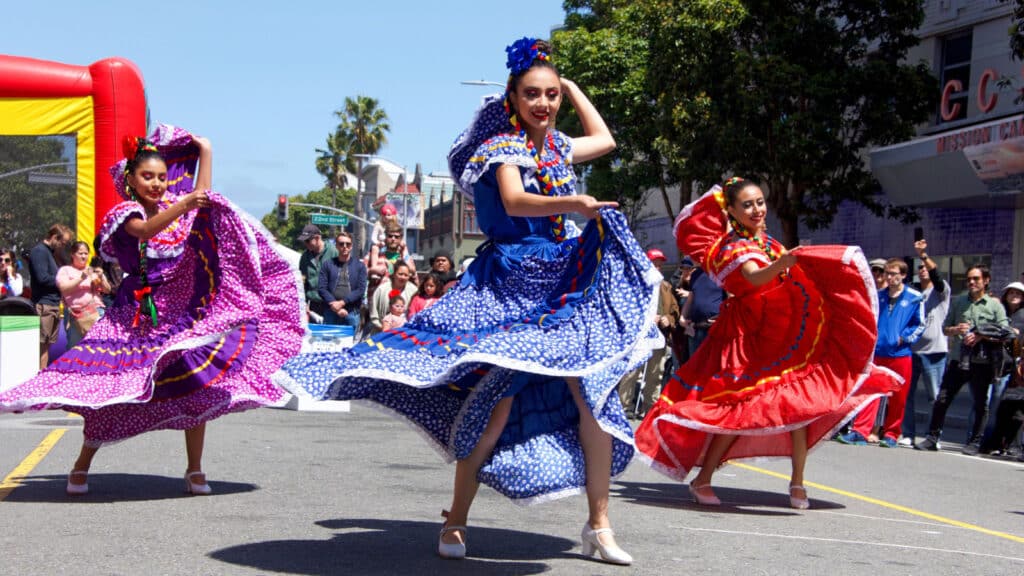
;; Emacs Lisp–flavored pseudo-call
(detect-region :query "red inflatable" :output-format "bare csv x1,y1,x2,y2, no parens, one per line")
0,55,146,240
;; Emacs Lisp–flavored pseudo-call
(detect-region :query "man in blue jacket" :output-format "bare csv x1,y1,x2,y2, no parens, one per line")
318,231,368,332
840,258,925,447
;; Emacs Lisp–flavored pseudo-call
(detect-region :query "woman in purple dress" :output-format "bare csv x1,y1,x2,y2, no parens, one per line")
0,126,303,496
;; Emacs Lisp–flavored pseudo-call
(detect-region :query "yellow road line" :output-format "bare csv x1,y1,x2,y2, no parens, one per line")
0,428,68,502
732,462,1024,544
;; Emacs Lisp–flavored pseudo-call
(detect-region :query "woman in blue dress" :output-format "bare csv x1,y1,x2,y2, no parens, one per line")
275,38,660,565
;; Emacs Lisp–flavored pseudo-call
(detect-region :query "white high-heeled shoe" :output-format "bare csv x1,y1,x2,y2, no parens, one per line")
437,510,466,559
66,470,89,496
688,482,721,506
580,524,633,566
789,484,810,510
184,471,212,495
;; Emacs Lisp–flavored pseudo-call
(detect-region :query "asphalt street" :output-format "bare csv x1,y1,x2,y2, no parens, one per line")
0,395,1021,576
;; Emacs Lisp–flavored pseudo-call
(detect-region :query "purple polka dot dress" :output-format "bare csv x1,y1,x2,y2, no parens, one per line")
0,126,304,446
275,97,663,504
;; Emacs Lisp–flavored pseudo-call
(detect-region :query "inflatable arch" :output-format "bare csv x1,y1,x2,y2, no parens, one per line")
0,55,146,243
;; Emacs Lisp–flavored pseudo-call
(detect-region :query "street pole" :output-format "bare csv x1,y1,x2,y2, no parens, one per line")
402,165,408,252
460,80,506,88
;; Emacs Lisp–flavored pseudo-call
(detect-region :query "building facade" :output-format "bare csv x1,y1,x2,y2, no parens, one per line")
634,1,1024,290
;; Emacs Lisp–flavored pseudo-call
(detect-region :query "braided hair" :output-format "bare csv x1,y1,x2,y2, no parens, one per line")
122,136,165,327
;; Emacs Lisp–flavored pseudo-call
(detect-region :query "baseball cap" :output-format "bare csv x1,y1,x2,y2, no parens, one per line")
646,248,667,262
680,256,695,268
297,224,322,242
869,258,887,270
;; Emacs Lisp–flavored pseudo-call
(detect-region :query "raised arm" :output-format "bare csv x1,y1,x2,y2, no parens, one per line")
192,136,212,193
496,164,617,220
561,78,615,163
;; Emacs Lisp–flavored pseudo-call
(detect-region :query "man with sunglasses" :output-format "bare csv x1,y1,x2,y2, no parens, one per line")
318,231,367,331
368,223,415,281
916,264,1009,454
297,224,337,321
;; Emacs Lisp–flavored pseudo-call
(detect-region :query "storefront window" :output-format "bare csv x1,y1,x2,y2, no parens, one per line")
937,31,972,124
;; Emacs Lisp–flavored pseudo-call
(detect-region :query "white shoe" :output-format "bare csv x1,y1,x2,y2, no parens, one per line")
66,470,89,496
789,484,810,510
897,436,913,448
184,471,212,495
437,510,466,559
581,524,633,565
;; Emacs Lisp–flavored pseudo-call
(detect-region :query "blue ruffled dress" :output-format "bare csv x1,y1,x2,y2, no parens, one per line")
275,114,661,504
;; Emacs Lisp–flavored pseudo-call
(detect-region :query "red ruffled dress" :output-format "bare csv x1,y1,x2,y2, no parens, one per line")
635,187,900,480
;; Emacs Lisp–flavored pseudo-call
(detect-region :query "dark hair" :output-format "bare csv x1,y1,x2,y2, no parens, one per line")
508,39,557,94
419,272,444,297
69,240,90,256
125,139,164,176
968,264,991,282
123,139,165,199
1001,287,1024,313
388,293,406,307
722,177,759,207
392,261,413,276
335,231,352,243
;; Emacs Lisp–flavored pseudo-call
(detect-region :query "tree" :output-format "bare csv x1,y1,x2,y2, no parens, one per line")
0,135,75,252
555,2,671,221
260,185,356,247
313,95,390,249
335,95,390,167
557,0,937,247
315,128,353,209
1010,0,1024,60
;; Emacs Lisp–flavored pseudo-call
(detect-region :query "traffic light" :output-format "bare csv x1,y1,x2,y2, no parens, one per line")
276,194,288,222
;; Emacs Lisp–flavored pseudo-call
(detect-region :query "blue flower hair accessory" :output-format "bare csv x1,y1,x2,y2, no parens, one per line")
505,37,549,75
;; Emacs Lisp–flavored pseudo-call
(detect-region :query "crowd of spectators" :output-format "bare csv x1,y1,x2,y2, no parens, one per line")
613,236,1024,461
7,220,1022,458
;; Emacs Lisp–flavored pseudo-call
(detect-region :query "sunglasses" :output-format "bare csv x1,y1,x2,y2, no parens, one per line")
336,242,352,247
0,257,10,263
386,233,402,239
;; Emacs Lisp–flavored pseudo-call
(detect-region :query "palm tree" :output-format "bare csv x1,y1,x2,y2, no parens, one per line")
334,96,390,248
315,128,352,208
336,95,390,166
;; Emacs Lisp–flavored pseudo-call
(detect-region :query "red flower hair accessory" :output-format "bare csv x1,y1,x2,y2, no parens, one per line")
388,288,400,299
122,135,142,161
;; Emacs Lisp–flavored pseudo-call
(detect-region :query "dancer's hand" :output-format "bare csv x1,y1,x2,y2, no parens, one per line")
575,195,618,220
182,190,210,211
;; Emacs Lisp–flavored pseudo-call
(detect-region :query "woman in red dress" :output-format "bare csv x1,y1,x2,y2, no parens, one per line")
635,177,899,509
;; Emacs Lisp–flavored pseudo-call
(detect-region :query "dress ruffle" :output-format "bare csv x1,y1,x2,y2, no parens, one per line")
0,192,304,445
275,207,662,503
635,189,900,480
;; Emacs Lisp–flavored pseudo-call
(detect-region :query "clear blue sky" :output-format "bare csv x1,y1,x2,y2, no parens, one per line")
3,1,567,218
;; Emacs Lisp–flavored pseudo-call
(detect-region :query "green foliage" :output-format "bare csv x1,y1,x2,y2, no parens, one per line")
557,0,937,245
0,136,76,252
556,3,668,217
260,186,357,247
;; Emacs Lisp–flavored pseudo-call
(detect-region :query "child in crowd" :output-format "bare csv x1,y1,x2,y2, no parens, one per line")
381,293,407,331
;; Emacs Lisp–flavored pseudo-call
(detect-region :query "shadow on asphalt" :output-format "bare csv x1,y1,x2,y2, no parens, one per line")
3,473,257,502
209,517,584,575
613,480,846,514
